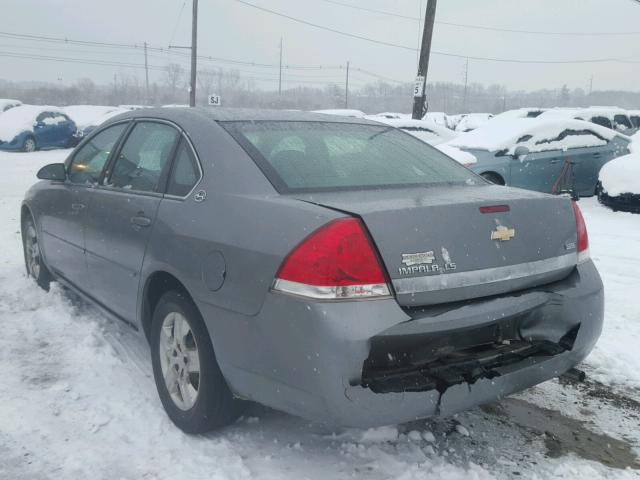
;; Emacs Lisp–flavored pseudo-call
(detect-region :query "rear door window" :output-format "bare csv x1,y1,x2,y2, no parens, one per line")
590,116,612,129
107,122,179,193
614,114,633,130
68,122,128,184
166,140,200,196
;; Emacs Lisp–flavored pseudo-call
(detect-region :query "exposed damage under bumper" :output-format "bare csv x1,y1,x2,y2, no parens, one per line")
361,319,581,395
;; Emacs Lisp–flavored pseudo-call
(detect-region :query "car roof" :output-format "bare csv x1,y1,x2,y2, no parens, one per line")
110,107,382,125
447,117,622,151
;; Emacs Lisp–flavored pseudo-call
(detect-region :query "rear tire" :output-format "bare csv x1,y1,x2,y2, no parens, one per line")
150,290,242,433
21,216,52,291
481,172,505,185
23,136,36,153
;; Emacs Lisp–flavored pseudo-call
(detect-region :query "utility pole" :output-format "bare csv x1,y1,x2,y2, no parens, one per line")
143,42,150,105
344,61,350,108
412,0,437,119
589,75,594,96
168,0,198,106
189,0,198,107
462,57,469,113
279,37,283,96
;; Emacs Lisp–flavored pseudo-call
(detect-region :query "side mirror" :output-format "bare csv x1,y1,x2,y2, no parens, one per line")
513,146,529,159
37,163,66,181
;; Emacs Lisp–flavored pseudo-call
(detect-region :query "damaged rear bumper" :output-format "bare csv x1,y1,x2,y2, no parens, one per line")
208,260,604,428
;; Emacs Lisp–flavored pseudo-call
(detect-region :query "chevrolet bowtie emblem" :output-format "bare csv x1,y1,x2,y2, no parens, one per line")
491,225,516,241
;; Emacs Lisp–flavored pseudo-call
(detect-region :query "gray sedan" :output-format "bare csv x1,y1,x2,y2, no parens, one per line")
22,108,603,433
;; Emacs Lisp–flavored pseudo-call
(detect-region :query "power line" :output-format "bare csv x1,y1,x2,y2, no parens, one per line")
319,0,640,36
231,0,640,64
232,0,417,51
0,51,368,86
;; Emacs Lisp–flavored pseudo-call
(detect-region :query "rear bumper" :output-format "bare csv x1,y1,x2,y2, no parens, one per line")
202,260,603,428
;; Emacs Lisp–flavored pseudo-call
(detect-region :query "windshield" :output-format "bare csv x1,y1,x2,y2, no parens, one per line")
222,121,478,192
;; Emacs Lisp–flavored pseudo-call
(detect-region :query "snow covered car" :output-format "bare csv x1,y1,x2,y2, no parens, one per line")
491,108,547,122
22,108,603,433
0,98,22,112
366,117,457,146
539,107,637,135
64,105,128,136
311,109,366,118
447,118,631,196
454,113,494,132
597,153,640,213
0,105,80,152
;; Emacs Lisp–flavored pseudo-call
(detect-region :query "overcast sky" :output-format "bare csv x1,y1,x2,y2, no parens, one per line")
3,0,640,92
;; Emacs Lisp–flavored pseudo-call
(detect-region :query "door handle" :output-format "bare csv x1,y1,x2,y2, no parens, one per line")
550,159,561,164
71,203,85,210
131,215,152,227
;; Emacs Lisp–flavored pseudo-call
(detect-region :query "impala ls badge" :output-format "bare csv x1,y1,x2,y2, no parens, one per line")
491,225,516,241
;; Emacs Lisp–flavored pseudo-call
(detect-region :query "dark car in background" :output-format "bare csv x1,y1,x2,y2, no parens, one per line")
22,108,603,433
0,105,81,152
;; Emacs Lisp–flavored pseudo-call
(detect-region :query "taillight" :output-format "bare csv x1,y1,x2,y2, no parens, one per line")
571,201,589,263
273,218,391,299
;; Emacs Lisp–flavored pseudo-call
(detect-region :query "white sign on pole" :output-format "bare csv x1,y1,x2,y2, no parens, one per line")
413,76,425,98
208,94,221,106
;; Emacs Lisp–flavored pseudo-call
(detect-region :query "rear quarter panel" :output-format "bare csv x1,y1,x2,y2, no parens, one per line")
139,118,342,321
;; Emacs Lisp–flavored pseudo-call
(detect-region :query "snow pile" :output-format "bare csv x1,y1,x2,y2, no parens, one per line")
0,105,65,142
448,118,622,154
490,108,547,122
311,109,366,118
454,113,493,132
0,98,22,112
366,117,457,145
63,105,124,130
369,112,410,120
599,153,640,196
423,111,449,127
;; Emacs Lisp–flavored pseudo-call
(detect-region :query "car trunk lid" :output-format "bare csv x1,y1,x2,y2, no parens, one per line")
293,185,578,306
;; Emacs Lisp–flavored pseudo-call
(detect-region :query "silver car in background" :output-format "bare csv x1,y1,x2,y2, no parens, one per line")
22,108,603,433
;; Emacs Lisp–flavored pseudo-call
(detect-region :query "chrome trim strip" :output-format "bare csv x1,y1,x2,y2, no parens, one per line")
272,279,391,300
392,253,577,295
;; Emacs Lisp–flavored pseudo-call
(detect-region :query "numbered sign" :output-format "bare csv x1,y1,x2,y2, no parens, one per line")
413,76,425,98
208,94,221,106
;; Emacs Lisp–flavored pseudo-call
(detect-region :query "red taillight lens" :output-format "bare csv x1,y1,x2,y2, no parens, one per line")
571,201,589,263
273,218,391,299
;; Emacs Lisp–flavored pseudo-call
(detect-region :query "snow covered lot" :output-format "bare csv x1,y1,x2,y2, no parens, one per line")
1,150,640,480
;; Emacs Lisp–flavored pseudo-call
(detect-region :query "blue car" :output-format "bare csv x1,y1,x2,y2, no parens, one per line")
0,105,80,152
447,118,631,197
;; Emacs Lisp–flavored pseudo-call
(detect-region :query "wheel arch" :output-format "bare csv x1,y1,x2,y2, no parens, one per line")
141,270,198,343
480,171,505,185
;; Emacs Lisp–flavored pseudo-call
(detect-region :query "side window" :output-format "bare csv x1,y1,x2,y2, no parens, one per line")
614,114,632,130
68,123,128,184
631,116,640,128
167,140,200,196
108,122,179,193
591,116,612,129
534,129,608,151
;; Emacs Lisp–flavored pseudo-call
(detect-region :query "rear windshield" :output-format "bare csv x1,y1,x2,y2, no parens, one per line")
222,121,478,193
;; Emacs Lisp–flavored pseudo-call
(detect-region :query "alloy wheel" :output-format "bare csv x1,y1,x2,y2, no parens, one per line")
24,138,36,152
24,224,41,279
159,312,201,411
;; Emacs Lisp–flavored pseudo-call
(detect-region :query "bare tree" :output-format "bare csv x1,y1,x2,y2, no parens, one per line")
163,63,185,102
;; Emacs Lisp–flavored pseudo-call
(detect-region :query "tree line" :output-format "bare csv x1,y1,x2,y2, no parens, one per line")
1,63,639,115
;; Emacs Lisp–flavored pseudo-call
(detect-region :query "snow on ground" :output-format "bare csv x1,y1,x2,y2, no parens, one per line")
1,150,640,479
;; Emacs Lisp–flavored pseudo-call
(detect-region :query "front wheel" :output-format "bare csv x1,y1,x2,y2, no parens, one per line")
22,216,52,290
23,136,36,153
150,290,243,433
